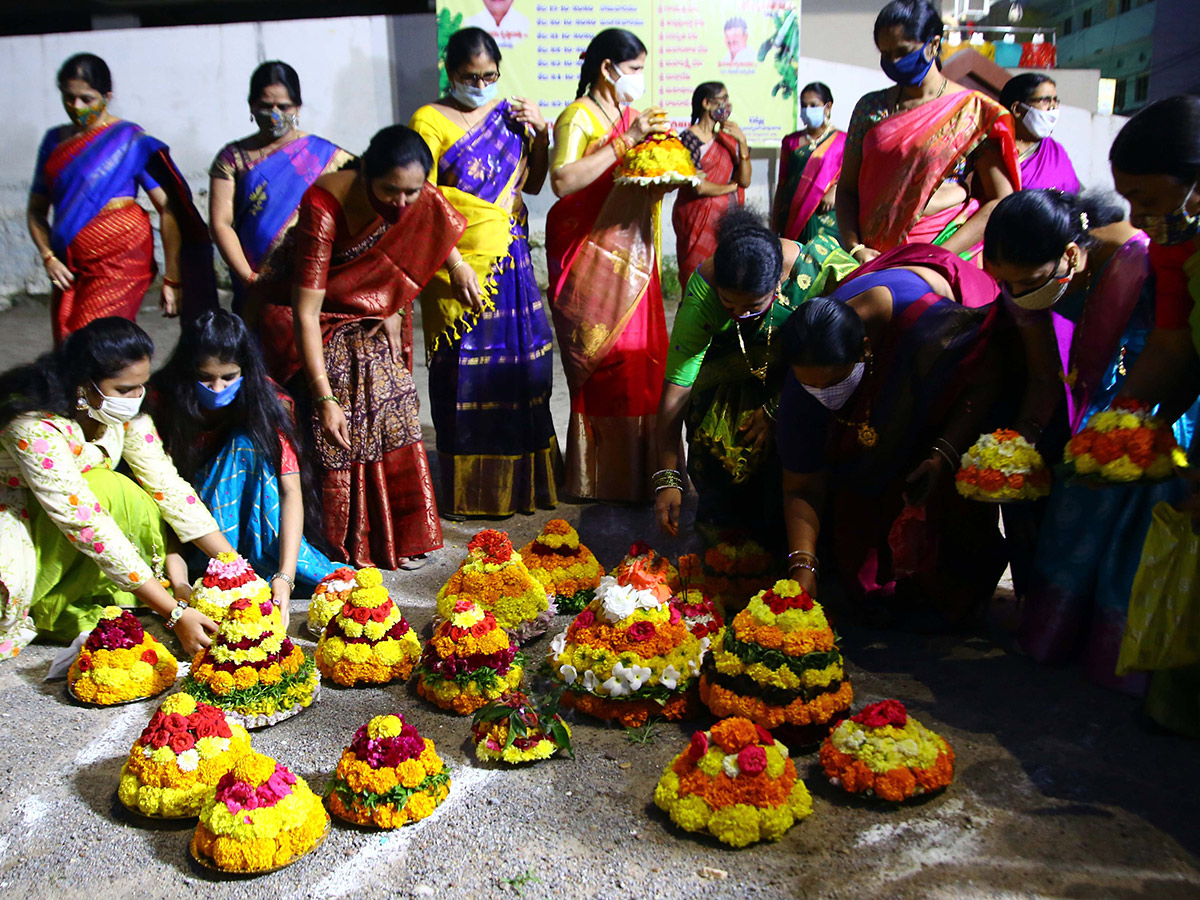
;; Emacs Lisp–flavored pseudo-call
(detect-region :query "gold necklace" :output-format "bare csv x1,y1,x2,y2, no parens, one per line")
589,92,618,131
734,291,781,383
892,75,948,114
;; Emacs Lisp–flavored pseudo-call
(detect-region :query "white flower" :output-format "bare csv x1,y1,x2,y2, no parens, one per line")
599,676,627,697
659,664,681,690
582,670,599,691
687,658,700,675
896,739,920,759
843,728,867,749
699,635,711,654
721,755,741,778
632,589,662,611
600,583,638,623
625,664,652,691
549,631,567,657
176,749,200,772
559,664,578,685
142,746,154,758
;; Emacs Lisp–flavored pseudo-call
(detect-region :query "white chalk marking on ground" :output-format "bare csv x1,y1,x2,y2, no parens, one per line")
298,764,501,900
0,835,11,866
72,704,145,766
18,794,50,826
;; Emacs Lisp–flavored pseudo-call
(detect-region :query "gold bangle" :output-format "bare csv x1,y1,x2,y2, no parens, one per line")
314,394,340,406
847,243,865,257
447,258,467,274
40,248,55,262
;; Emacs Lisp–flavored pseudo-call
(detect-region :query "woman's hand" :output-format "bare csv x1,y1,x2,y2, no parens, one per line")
721,119,748,149
818,183,837,214
655,486,683,536
160,281,180,317
318,399,351,450
738,407,774,451
450,261,484,312
272,580,292,631
852,246,881,264
626,107,670,145
510,96,548,137
175,607,218,658
366,312,406,363
44,256,75,292
903,455,945,507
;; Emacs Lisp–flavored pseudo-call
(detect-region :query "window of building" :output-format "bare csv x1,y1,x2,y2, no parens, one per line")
1114,78,1127,110
1135,74,1149,102
1063,15,1072,34
1082,8,1093,27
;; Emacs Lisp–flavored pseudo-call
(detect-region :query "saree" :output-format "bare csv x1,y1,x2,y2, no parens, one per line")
35,121,217,343
672,133,744,291
857,90,1019,253
260,181,465,567
778,129,845,243
546,102,666,502
1018,136,1081,194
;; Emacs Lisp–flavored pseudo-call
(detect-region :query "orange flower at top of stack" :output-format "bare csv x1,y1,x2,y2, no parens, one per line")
610,540,680,593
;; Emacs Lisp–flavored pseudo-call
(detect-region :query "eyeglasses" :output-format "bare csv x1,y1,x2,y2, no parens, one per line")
1026,95,1059,109
456,72,500,87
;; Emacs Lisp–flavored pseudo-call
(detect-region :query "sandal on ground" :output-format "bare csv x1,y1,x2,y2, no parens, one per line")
397,555,428,571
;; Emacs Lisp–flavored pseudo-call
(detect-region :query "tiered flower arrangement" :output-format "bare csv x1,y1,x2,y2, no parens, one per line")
614,131,701,187
670,585,724,651
700,579,853,734
315,567,421,686
191,751,328,873
691,536,776,611
1064,398,1187,482
610,540,680,592
819,700,955,802
955,429,1052,501
435,529,554,641
190,552,268,623
548,564,705,727
117,692,252,818
306,567,358,637
518,519,603,614
415,600,525,714
67,607,177,705
327,714,450,829
183,594,319,729
653,717,813,848
471,691,573,764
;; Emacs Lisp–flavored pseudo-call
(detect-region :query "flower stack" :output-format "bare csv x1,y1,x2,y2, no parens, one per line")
819,700,955,802
654,717,813,848
190,552,268,623
610,540,680,593
183,594,319,729
306,566,358,637
435,529,554,641
315,568,421,686
67,607,177,704
955,429,1052,501
1064,399,1187,482
117,692,252,818
548,564,705,727
691,536,776,612
700,579,853,737
191,751,328,873
327,714,450,829
518,519,603,614
415,600,525,714
670,585,724,653
614,131,701,187
471,692,573,764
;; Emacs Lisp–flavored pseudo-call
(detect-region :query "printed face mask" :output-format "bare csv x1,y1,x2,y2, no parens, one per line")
1002,259,1074,311
255,108,299,139
87,382,144,426
65,97,107,129
800,106,826,130
451,80,500,109
881,39,936,86
800,362,866,410
711,102,731,123
195,376,243,411
1020,104,1059,139
608,63,646,104
1131,189,1200,246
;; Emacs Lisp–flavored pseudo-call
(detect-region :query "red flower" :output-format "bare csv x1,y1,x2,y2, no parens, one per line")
370,601,393,622
470,620,492,638
259,600,273,616
168,732,195,753
229,597,252,611
851,699,908,729
628,540,653,557
216,721,233,740
148,730,171,749
467,529,513,563
162,713,189,733
737,744,767,775
575,608,596,628
78,656,92,671
687,730,708,761
627,621,656,642
351,606,372,625
140,649,158,665
755,724,774,745
193,720,220,739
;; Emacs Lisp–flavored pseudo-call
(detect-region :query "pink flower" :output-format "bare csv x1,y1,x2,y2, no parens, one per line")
76,506,93,522
687,730,708,761
627,620,656,642
41,458,54,470
31,439,49,453
79,526,95,543
669,605,681,625
186,496,196,504
93,542,104,553
737,745,767,775
575,608,596,628
144,434,155,443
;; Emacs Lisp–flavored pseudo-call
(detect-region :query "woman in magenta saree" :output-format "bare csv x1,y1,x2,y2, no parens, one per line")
775,82,845,244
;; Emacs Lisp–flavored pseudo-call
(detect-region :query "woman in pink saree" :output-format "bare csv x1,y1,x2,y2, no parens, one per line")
836,0,1019,266
774,82,845,244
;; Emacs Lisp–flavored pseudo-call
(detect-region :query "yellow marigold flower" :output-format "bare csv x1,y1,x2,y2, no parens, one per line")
100,606,123,620
367,715,403,739
233,753,277,787
355,567,382,589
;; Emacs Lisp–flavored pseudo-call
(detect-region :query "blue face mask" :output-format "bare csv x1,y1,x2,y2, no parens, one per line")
196,376,243,411
451,80,499,110
881,39,936,86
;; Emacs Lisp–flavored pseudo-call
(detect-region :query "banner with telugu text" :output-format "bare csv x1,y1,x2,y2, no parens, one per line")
435,0,799,147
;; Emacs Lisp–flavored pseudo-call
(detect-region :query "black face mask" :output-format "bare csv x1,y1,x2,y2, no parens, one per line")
364,177,401,224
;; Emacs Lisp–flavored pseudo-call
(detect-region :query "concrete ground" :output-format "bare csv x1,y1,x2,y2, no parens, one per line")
0,292,1197,900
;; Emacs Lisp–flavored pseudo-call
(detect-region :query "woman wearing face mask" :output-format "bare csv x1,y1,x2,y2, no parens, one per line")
776,245,1007,626
151,310,336,626
999,74,1080,194
0,317,236,661
208,61,354,327
774,82,845,244
836,0,1019,265
27,53,216,345
654,210,856,543
546,28,673,502
671,82,752,291
408,28,561,519
258,125,466,569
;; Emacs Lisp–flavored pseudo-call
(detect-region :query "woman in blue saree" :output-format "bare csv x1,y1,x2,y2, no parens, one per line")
410,28,561,517
151,310,335,625
208,61,354,329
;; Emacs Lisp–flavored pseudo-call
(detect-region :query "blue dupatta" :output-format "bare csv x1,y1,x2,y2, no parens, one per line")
437,100,525,205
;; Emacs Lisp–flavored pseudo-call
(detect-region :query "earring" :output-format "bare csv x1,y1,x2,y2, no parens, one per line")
76,391,88,411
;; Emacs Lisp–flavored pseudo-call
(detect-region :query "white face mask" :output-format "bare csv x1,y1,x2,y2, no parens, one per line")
451,79,499,109
1002,258,1075,311
1020,104,1059,140
87,382,145,426
608,63,645,104
800,106,826,130
800,362,865,410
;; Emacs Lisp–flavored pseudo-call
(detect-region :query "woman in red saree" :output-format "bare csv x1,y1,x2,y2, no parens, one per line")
671,81,751,292
28,53,216,345
259,126,466,569
547,28,674,502
835,0,1019,267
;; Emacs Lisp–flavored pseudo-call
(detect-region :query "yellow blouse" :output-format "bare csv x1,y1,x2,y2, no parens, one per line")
551,101,611,170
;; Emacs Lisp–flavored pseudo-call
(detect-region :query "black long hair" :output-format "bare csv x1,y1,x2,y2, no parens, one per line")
0,317,153,430
999,73,1053,112
1110,95,1200,182
713,208,783,296
57,52,112,93
690,81,725,125
248,60,302,105
983,189,1125,267
874,0,944,68
150,310,330,552
781,298,865,367
575,28,646,99
445,27,502,73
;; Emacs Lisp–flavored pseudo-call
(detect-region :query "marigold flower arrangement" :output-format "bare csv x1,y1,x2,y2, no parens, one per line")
306,567,357,637
654,717,813,848
67,607,177,705
316,567,421,686
700,579,853,735
191,751,328,873
819,700,955,802
609,540,681,593
183,592,319,729
955,429,1052,501
691,535,777,612
118,692,252,818
614,131,701,187
471,691,573,765
670,586,725,650
518,519,603,614
1063,398,1188,483
190,552,269,623
416,600,525,714
436,529,554,641
327,714,450,829
548,564,705,727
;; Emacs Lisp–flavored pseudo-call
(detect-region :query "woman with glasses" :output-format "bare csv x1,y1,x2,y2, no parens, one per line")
671,81,751,292
1000,73,1081,194
409,27,561,519
0,317,235,661
208,61,354,329
774,82,845,244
